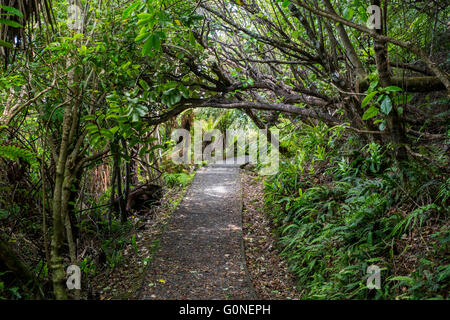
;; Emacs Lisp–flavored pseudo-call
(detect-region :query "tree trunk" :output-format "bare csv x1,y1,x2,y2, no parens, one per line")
371,0,407,160
50,103,72,300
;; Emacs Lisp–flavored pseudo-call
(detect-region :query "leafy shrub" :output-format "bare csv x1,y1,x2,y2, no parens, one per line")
162,172,193,187
0,144,35,164
264,122,449,299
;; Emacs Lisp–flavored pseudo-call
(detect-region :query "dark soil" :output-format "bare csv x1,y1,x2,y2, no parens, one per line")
91,185,188,300
241,171,302,300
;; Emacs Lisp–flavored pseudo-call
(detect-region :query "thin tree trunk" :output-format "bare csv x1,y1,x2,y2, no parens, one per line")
50,103,73,300
116,156,126,223
371,0,407,160
121,138,131,217
108,158,117,233
62,172,76,263
322,0,367,79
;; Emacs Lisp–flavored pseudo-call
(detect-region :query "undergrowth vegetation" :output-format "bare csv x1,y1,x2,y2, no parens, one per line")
162,172,195,188
0,0,449,301
264,121,449,299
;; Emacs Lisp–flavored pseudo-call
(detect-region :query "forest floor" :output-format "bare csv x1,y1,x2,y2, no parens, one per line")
91,184,190,299
240,170,302,300
93,163,301,300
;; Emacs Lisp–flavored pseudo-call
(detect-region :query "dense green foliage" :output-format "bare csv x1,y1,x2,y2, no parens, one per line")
0,0,448,300
265,122,449,299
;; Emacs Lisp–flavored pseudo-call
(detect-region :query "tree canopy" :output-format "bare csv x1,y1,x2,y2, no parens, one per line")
0,0,448,300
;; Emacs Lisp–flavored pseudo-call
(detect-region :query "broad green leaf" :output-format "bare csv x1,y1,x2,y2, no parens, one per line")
0,18,23,28
282,0,291,8
188,31,196,46
137,12,152,21
90,134,102,146
368,80,378,92
135,30,149,42
106,113,120,120
0,5,23,17
139,79,150,91
100,128,114,139
0,39,12,48
361,91,377,108
384,86,402,92
343,7,355,19
362,106,379,120
136,105,148,116
86,124,98,132
109,126,119,135
83,115,95,121
179,86,189,98
377,94,386,103
122,1,140,19
142,36,153,55
380,96,392,115
163,87,175,96
150,33,161,50
172,93,181,105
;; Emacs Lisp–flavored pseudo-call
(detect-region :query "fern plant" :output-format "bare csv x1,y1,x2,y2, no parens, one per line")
0,144,35,164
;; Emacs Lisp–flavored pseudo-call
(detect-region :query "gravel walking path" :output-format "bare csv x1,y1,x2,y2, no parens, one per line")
139,163,256,300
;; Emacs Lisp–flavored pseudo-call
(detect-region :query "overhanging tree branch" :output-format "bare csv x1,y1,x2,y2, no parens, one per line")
144,97,340,126
292,0,450,93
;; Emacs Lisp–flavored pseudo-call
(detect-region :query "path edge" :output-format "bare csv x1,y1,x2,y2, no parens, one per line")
238,169,258,300
135,176,195,299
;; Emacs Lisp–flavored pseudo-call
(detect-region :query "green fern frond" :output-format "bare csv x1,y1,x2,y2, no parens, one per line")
0,144,35,164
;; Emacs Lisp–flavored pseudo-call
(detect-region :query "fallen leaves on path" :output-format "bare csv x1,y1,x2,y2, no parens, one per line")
91,186,187,299
241,171,302,300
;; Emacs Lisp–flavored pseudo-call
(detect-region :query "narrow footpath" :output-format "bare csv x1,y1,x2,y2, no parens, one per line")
139,162,256,299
